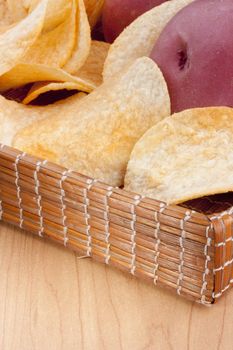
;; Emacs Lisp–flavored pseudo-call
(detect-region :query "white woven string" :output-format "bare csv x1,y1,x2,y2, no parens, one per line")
213,276,233,299
83,179,97,256
213,257,233,272
59,169,72,246
211,206,233,220
153,203,166,285
210,209,233,300
200,224,212,304
104,187,113,264
215,236,233,247
15,153,26,229
176,210,192,295
34,160,47,237
130,196,141,275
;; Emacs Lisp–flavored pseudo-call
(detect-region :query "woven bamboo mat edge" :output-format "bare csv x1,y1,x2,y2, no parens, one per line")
1,143,233,304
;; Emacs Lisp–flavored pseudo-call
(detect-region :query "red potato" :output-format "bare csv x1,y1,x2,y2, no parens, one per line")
151,0,233,113
102,0,169,43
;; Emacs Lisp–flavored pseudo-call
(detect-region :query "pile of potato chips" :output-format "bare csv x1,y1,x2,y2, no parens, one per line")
0,0,107,102
1,0,233,205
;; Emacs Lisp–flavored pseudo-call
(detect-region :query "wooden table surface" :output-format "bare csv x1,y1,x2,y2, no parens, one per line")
0,222,232,350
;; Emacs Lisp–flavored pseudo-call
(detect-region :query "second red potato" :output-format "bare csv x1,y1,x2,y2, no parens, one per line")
102,0,169,43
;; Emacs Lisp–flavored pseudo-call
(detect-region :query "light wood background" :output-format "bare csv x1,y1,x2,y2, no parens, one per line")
0,222,232,350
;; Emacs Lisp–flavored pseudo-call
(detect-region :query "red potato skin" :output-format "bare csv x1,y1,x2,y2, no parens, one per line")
102,0,169,43
151,0,233,113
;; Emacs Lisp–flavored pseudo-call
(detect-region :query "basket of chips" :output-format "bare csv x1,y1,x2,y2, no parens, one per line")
1,0,233,305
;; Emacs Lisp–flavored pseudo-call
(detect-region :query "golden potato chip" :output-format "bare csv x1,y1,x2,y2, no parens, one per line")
0,0,91,91
103,0,193,80
0,93,85,146
0,63,95,92
23,0,76,68
13,57,170,186
84,0,104,28
0,0,47,76
63,0,91,74
76,40,110,85
22,0,31,9
125,107,233,204
0,3,9,29
28,0,72,32
22,40,109,104
5,1,28,22
0,1,30,31
23,81,92,104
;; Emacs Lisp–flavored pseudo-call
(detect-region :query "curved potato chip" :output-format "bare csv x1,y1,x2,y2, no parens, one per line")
0,11,12,33
84,0,104,28
23,81,92,104
125,107,233,204
63,0,91,74
76,40,109,85
22,0,76,68
22,0,31,9
22,40,109,104
0,93,85,146
0,63,95,92
28,0,72,32
13,57,170,186
103,0,193,80
0,1,29,31
0,0,47,76
6,1,28,22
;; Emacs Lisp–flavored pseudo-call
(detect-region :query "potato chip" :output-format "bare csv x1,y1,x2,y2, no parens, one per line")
0,0,47,76
13,57,170,186
0,93,85,146
84,0,104,28
28,0,72,32
6,1,28,22
0,63,95,92
0,3,10,29
23,81,92,104
103,0,193,80
0,0,91,91
125,107,233,204
22,0,31,10
22,40,109,104
63,0,91,74
76,40,110,85
0,1,29,31
23,0,76,68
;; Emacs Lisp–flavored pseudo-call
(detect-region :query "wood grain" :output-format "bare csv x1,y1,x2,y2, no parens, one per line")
0,223,232,350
